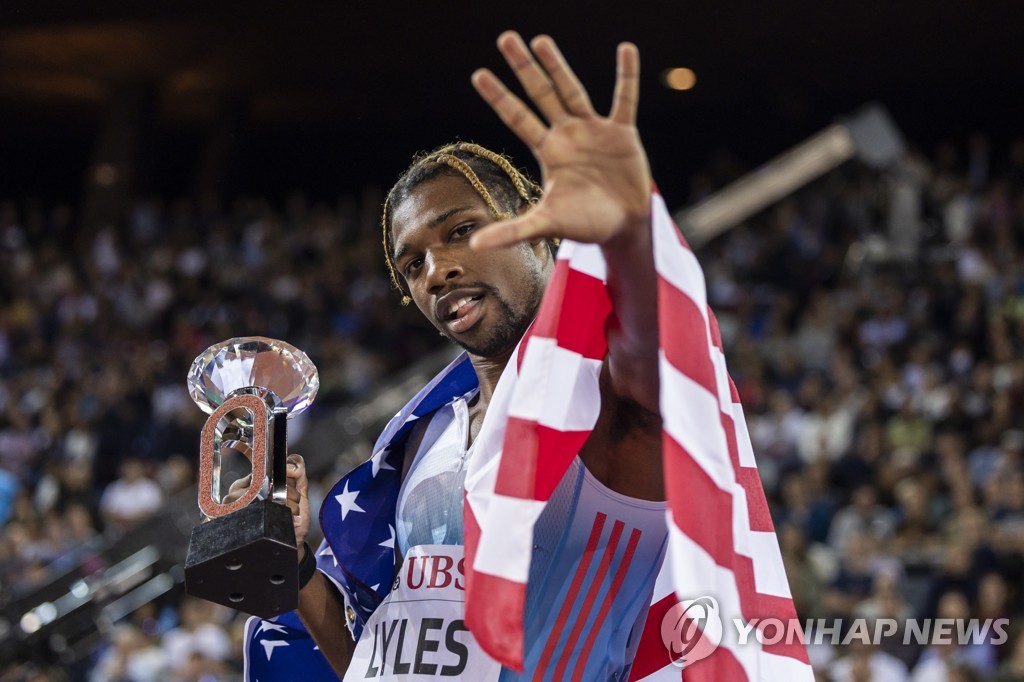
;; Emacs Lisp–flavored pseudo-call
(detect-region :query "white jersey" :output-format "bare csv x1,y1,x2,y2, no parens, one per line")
345,389,669,680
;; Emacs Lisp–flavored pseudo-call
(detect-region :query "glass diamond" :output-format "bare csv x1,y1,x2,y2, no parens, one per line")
187,337,319,417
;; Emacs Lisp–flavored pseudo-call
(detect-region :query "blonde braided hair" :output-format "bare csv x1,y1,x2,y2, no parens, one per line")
381,142,545,305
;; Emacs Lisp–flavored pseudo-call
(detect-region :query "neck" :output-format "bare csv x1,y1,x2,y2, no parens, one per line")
468,347,514,410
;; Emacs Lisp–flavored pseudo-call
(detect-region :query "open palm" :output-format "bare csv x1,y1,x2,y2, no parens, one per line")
469,32,652,251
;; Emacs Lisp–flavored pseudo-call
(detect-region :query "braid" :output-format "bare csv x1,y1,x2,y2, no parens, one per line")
432,153,510,221
381,142,546,305
450,143,543,204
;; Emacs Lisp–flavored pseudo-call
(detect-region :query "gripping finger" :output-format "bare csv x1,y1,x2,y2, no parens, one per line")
223,474,253,504
609,42,640,125
495,31,568,124
529,35,595,117
286,454,307,489
286,454,304,473
285,454,307,516
227,473,253,494
472,69,548,150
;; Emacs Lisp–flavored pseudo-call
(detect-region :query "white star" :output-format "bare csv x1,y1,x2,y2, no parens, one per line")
334,481,365,520
256,621,288,636
318,544,338,567
260,639,289,660
370,583,380,591
371,450,396,478
379,524,396,550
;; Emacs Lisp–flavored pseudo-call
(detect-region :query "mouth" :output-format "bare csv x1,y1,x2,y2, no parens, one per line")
436,290,486,334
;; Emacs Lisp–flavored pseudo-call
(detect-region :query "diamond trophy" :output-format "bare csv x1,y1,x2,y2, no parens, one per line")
184,336,319,618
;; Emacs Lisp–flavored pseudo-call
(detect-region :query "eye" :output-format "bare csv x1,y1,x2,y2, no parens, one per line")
403,257,424,277
450,223,475,239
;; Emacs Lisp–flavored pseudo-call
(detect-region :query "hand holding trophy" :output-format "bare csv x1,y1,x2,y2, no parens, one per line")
185,337,319,618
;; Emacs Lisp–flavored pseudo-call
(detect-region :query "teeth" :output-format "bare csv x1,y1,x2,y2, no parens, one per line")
447,296,474,317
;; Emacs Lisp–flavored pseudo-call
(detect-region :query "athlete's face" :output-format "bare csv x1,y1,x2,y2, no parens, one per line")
390,174,551,358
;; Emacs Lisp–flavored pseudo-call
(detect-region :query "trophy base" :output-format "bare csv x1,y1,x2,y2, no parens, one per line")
185,499,299,619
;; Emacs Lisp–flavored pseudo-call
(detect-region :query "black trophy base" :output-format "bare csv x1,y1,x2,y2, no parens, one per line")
185,499,298,619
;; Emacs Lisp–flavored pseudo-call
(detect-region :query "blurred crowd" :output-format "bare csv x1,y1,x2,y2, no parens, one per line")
1,134,1023,681
704,135,1024,681
0,186,440,680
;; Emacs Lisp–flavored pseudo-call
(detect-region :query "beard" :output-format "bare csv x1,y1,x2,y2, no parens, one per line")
440,281,543,358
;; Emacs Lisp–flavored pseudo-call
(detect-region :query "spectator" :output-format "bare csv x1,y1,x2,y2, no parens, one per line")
779,522,827,620
89,624,168,682
994,628,1024,682
828,640,909,682
161,597,233,680
911,591,995,680
821,532,888,621
98,458,163,531
828,484,898,557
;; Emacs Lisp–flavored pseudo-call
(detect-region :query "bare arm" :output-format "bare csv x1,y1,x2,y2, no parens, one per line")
296,550,356,678
602,213,660,413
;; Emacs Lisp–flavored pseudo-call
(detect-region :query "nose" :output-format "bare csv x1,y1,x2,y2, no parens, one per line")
424,251,463,295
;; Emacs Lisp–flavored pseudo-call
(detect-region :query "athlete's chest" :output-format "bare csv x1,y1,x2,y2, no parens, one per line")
396,392,478,556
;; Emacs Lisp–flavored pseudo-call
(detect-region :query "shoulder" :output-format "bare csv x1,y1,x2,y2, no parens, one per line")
399,412,431,479
399,387,481,485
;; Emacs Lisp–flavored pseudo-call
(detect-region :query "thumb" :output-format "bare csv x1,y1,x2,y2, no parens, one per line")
470,208,558,251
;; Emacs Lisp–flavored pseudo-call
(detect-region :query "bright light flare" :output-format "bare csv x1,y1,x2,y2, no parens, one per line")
663,67,697,91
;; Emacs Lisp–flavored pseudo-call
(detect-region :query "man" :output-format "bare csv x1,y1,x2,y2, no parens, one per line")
245,30,808,681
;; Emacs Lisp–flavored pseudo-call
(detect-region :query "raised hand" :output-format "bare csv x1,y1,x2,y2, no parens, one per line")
469,31,652,251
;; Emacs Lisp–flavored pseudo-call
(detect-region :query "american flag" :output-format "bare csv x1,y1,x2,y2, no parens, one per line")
462,191,815,680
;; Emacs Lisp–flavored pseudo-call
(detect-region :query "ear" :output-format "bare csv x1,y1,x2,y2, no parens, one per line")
527,238,555,271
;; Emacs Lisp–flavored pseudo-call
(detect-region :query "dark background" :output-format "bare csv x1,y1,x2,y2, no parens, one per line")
1,0,1021,209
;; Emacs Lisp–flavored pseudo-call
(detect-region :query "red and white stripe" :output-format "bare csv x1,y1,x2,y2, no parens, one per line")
464,191,813,680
